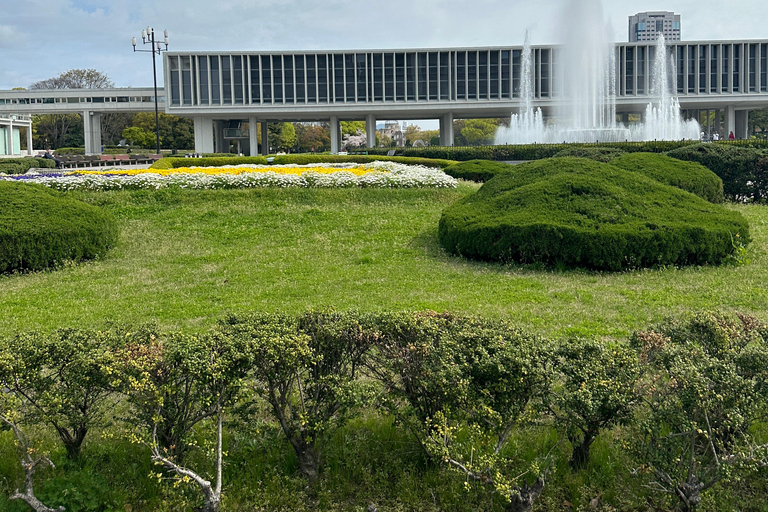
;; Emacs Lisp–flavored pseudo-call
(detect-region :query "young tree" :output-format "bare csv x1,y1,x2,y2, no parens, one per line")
542,340,640,469
460,119,501,146
0,329,122,459
632,313,768,512
278,122,298,152
219,310,375,486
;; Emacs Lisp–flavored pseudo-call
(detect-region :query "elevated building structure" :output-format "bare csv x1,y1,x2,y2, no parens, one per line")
629,12,681,43
1,39,767,154
0,114,32,157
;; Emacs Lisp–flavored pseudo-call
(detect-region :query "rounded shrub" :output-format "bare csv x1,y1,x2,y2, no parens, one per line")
438,157,750,271
666,143,765,201
0,182,119,273
442,159,515,182
552,146,626,162
610,153,724,203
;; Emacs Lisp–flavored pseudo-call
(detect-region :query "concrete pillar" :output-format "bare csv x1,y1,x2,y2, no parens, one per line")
735,110,749,139
83,111,102,155
193,117,214,154
261,121,269,155
6,121,13,156
439,113,454,146
726,105,736,139
365,114,376,148
330,115,340,153
248,116,259,156
214,121,225,154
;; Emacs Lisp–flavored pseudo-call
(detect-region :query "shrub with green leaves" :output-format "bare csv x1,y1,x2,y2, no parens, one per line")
438,157,750,270
610,153,724,203
666,143,767,201
0,158,54,175
442,159,515,182
150,154,457,170
0,182,118,273
552,146,626,162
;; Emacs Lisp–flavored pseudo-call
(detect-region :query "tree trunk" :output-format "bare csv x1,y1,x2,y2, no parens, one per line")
569,434,595,470
296,445,320,487
506,476,545,512
675,476,704,512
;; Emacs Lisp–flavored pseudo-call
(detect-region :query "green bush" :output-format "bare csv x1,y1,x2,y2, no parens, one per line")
441,159,515,182
438,157,750,271
54,147,86,155
553,146,626,162
0,182,118,273
666,143,767,201
610,153,724,203
0,158,54,175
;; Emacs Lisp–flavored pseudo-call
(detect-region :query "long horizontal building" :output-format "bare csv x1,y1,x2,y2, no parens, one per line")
2,39,768,155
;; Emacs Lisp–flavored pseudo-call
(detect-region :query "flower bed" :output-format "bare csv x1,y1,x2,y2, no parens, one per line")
1,162,457,190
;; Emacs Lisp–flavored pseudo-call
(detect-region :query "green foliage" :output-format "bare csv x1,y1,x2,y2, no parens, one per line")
218,310,376,485
131,112,194,150
0,157,54,175
0,182,118,273
543,340,639,469
552,146,626,162
442,159,515,182
0,329,124,458
459,119,501,146
611,153,725,203
631,313,768,511
666,143,768,202
438,157,751,270
121,126,155,149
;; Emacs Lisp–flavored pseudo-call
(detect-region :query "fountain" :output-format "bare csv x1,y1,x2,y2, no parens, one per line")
495,0,699,144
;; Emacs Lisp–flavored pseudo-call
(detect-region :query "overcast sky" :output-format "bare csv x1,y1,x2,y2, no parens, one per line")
1,0,764,90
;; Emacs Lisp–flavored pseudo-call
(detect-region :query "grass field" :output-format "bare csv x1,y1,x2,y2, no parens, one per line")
1,183,766,339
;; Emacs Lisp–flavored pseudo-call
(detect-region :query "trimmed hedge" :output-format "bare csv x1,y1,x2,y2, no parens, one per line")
665,143,768,202
442,159,515,182
150,154,458,170
438,157,750,271
0,182,119,273
553,147,626,162
0,158,55,175
610,153,724,203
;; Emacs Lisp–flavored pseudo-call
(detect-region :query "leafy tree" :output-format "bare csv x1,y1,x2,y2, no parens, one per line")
130,112,194,150
278,122,298,152
0,329,123,459
121,126,154,149
404,125,424,147
460,119,500,146
542,340,640,469
219,310,375,486
295,123,330,152
749,107,768,136
632,313,768,512
341,121,365,137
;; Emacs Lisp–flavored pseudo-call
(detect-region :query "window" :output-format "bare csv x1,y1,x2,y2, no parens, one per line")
749,44,756,92
284,55,294,103
721,45,729,91
295,55,306,103
260,56,271,102
233,56,243,104
733,44,740,92
345,54,355,102
373,53,383,101
221,56,232,103
317,55,327,102
428,52,438,100
710,46,718,93
384,53,394,101
540,49,549,98
762,44,767,92
406,53,416,100
333,54,344,102
395,53,405,101
357,54,367,101
637,22,646,31
467,51,477,99
673,21,680,30
182,56,193,105
418,53,427,100
306,55,317,102
489,51,499,98
440,51,450,100
626,47,634,95
512,49,521,98
699,46,707,93
273,55,283,102
636,46,645,95
676,46,684,93
656,20,663,31
478,51,487,98
199,57,209,104
456,51,466,99
687,46,695,93
501,50,510,98
169,56,180,105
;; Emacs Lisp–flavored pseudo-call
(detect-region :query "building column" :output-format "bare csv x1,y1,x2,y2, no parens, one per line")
83,111,102,155
248,116,259,156
193,117,214,154
330,115,340,153
214,121,225,154
26,123,33,155
735,110,749,139
439,113,454,146
365,114,376,148
261,121,269,155
6,120,13,156
725,105,736,139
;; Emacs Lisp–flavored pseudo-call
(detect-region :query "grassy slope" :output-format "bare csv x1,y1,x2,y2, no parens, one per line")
0,184,766,339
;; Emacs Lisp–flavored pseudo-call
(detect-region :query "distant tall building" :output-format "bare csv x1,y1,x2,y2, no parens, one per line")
629,12,681,42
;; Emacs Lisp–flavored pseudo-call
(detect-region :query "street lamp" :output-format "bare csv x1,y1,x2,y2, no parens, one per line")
132,27,169,155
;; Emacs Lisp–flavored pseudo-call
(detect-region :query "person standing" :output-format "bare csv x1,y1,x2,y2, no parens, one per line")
729,131,736,140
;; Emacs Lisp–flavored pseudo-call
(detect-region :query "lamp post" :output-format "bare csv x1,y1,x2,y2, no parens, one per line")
132,27,169,156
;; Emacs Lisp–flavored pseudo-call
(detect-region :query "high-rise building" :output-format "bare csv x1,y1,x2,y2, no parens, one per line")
629,12,681,42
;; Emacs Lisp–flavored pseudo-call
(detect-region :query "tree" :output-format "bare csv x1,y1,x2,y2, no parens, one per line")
404,125,424,147
542,340,640,469
129,112,194,150
341,121,365,137
278,122,298,152
121,126,154,149
295,123,330,153
460,119,501,146
749,108,768,137
219,310,375,486
632,313,768,512
29,69,124,150
0,329,123,459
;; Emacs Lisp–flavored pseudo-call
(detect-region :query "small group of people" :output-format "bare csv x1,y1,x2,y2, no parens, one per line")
700,131,736,142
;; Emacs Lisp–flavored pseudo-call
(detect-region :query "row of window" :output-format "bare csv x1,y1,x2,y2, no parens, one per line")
167,43,768,107
0,96,161,105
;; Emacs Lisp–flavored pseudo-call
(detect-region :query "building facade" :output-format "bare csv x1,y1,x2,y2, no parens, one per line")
0,114,33,157
629,12,681,42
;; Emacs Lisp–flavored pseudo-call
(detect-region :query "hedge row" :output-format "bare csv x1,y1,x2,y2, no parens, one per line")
0,158,55,175
150,154,458,170
666,143,768,202
1,311,766,512
0,182,118,273
359,139,768,162
438,158,749,270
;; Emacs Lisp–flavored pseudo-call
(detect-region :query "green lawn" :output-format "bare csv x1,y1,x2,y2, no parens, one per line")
2,183,766,339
